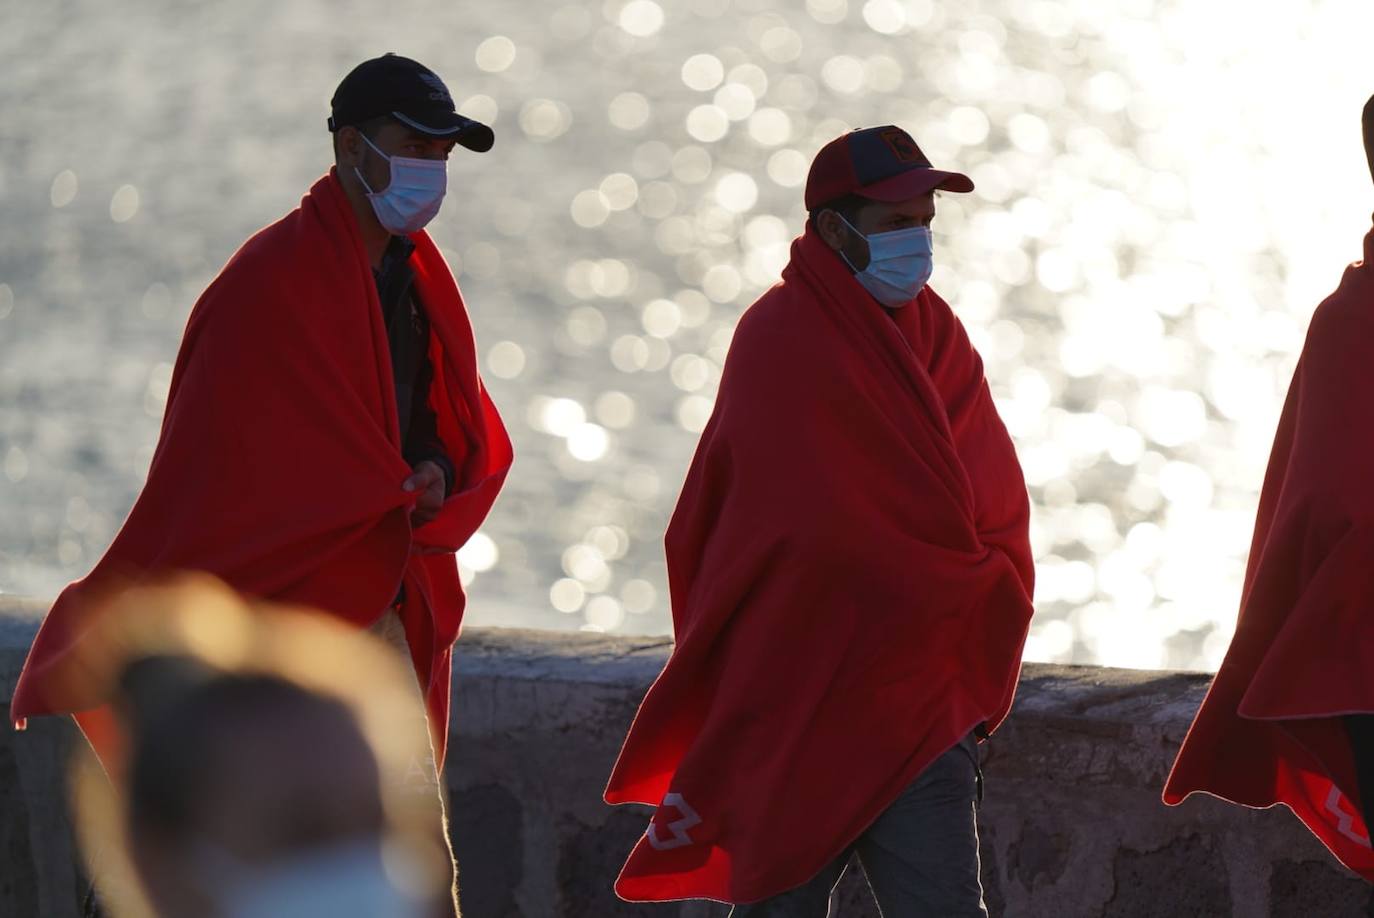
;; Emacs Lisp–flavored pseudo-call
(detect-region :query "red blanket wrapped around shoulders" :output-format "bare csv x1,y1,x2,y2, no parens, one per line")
604,228,1035,903
11,169,512,767
1164,224,1374,879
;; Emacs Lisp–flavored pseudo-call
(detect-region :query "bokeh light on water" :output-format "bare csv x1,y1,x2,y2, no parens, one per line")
2,0,1372,670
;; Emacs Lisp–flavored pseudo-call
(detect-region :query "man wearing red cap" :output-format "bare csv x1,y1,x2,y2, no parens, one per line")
11,54,513,916
605,126,1035,914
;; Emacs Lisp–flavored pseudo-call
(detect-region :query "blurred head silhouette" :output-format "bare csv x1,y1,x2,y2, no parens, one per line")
71,576,450,918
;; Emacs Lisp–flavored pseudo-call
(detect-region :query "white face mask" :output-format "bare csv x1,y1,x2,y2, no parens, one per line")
356,132,447,235
200,839,429,918
835,213,934,308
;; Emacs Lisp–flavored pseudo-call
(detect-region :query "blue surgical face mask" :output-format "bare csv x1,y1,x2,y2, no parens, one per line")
199,839,429,918
835,213,934,308
356,133,447,236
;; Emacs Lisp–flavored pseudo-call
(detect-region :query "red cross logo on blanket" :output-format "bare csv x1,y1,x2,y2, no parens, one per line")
1326,786,1372,848
646,793,702,850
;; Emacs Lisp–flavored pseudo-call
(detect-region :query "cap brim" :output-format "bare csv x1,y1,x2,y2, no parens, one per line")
858,167,974,201
390,110,495,153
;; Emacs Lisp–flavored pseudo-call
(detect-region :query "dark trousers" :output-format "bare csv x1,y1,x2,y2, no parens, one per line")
1347,715,1374,841
1346,716,1374,917
729,734,987,918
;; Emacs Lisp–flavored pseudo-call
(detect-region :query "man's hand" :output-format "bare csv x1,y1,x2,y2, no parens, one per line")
403,460,447,526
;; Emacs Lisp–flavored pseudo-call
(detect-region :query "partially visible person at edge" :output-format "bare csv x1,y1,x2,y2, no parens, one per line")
604,125,1036,916
10,53,513,917
1164,95,1374,906
69,578,454,918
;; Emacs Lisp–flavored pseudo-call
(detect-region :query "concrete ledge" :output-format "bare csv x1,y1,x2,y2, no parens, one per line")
2,598,1369,917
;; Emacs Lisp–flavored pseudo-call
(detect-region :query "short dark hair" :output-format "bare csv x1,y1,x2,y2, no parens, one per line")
808,192,871,226
122,657,365,841
331,114,392,157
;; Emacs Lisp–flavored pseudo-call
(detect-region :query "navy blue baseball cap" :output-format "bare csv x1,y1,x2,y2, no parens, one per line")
805,125,972,211
328,53,494,153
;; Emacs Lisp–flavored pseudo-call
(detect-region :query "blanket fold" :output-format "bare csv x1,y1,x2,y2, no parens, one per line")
1164,224,1374,879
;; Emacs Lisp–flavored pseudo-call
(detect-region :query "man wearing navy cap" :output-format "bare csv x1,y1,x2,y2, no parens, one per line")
14,52,514,918
323,54,508,917
605,126,1033,916
328,53,496,521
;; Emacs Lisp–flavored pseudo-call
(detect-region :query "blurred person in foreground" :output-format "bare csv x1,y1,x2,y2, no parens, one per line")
11,52,513,912
1164,95,1374,903
605,126,1036,915
70,577,453,918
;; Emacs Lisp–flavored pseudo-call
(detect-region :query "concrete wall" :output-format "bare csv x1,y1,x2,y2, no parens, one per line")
2,597,1370,917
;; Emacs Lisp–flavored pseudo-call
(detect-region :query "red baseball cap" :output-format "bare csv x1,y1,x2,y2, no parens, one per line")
804,125,973,211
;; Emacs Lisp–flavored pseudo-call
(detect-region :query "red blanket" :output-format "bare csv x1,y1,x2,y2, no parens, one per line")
604,228,1035,903
1164,224,1374,878
11,170,512,767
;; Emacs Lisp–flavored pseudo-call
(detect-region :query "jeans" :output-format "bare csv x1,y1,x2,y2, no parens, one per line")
730,734,987,918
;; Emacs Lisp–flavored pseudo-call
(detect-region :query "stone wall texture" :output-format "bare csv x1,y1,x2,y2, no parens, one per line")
2,597,1370,917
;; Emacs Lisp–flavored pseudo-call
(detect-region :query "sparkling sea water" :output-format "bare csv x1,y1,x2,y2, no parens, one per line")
2,0,1372,669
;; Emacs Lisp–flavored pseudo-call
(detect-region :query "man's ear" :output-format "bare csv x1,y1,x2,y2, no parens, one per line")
815,210,848,253
336,126,364,168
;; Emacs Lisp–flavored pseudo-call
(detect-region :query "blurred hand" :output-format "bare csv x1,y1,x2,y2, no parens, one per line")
402,461,446,527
